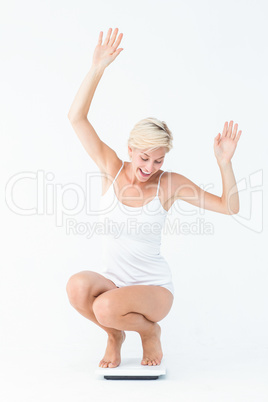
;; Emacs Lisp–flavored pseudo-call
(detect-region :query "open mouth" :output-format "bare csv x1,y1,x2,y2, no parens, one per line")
139,168,151,177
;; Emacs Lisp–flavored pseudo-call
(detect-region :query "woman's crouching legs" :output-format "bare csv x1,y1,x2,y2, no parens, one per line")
66,270,121,336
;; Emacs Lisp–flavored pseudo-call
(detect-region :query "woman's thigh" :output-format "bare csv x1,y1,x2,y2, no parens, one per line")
93,285,174,323
66,270,118,301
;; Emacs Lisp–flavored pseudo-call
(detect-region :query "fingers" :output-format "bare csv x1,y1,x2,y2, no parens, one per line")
110,27,119,47
214,133,221,144
113,33,123,51
235,130,242,143
97,31,103,46
222,120,242,142
103,27,112,45
103,27,123,48
222,121,228,137
227,120,233,137
231,123,238,140
109,47,123,64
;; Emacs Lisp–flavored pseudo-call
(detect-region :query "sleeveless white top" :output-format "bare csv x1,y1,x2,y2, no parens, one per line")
98,160,174,296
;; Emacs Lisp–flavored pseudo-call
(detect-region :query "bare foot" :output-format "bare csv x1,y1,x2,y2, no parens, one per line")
140,323,163,366
99,331,126,368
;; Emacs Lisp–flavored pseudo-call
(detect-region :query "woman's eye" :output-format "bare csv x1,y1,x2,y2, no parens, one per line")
140,157,161,164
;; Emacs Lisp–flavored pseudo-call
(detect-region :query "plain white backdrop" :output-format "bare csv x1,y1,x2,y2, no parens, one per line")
1,0,267,401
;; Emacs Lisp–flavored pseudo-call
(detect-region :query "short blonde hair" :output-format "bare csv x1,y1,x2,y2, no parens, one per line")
127,117,173,155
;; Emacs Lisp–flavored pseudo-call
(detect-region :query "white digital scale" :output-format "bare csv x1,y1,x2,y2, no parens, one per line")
95,357,166,380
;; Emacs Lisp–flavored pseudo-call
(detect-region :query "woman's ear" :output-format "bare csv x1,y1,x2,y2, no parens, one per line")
128,145,133,160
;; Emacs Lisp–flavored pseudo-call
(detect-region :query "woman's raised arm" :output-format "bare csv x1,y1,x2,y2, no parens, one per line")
67,28,123,172
168,121,242,215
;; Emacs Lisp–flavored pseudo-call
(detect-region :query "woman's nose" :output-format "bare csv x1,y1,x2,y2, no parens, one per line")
145,163,153,172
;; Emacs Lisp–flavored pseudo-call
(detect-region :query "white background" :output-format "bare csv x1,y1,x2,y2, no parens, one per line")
1,0,267,401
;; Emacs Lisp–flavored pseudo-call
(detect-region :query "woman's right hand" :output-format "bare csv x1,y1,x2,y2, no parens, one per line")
92,28,124,70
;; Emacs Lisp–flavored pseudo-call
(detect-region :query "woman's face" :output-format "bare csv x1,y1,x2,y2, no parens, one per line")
128,146,167,181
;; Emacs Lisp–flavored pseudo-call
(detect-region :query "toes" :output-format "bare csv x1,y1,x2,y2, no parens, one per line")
141,358,161,366
99,361,118,368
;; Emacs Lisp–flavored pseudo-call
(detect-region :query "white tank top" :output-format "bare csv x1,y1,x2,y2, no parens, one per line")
98,160,174,295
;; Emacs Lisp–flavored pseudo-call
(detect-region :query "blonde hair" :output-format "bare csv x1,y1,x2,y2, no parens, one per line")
127,117,173,155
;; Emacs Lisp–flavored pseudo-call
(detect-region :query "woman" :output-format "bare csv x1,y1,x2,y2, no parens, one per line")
66,28,242,369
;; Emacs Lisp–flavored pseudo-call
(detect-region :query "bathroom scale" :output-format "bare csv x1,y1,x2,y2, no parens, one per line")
95,357,166,380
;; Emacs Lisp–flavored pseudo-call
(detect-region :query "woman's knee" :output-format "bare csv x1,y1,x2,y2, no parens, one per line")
92,296,114,327
66,271,94,306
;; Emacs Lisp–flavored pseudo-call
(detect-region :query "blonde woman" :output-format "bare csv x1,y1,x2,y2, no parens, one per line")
66,28,242,369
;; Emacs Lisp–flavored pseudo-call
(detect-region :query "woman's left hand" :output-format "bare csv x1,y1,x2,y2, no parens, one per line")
214,121,242,165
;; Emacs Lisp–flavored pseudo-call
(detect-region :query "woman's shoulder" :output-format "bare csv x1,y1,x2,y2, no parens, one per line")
159,170,184,198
